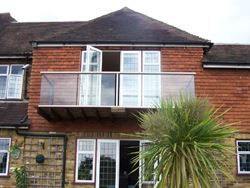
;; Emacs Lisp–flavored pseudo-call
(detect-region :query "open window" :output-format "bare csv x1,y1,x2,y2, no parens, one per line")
80,46,102,105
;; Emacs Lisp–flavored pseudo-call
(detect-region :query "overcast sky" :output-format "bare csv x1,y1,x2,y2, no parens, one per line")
1,0,250,44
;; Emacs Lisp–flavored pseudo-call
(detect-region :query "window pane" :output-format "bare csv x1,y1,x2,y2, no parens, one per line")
143,96,160,107
99,142,117,188
141,143,154,182
122,75,139,94
0,139,10,150
82,52,87,64
11,65,23,75
77,140,95,181
144,52,160,72
0,152,8,174
240,154,250,172
89,65,98,72
90,51,99,63
78,140,94,151
78,153,93,180
0,76,7,98
144,52,160,65
0,66,8,74
122,96,139,106
238,142,250,151
144,65,159,72
7,75,23,99
123,53,140,72
143,75,161,107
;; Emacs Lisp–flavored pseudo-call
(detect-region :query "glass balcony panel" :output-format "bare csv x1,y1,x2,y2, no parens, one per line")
40,73,195,107
161,74,195,100
40,74,79,105
101,74,116,106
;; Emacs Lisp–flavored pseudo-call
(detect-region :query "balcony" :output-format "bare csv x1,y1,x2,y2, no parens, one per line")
38,72,195,120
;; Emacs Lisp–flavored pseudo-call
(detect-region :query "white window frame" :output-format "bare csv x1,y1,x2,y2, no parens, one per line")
7,64,24,99
75,139,96,183
142,51,161,107
0,138,11,176
120,51,142,107
142,51,161,73
80,46,102,106
0,65,9,99
0,64,24,99
237,140,250,174
96,139,120,188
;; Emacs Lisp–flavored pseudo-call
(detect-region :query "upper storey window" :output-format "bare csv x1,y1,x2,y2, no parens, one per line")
0,65,24,99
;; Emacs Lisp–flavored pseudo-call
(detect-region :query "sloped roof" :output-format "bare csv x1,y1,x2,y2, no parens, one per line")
0,13,16,24
39,7,210,45
0,102,29,128
203,44,250,65
0,21,86,55
0,8,211,55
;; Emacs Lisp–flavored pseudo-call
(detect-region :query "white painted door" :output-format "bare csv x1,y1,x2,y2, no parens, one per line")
96,140,120,188
80,45,102,105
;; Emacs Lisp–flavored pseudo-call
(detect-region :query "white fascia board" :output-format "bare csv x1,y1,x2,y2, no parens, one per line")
35,43,210,48
203,64,250,69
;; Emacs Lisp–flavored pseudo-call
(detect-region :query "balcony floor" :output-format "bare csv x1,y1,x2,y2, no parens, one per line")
37,105,153,121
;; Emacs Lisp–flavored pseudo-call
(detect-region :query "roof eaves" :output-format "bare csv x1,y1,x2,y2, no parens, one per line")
32,40,213,47
203,61,250,69
0,52,32,58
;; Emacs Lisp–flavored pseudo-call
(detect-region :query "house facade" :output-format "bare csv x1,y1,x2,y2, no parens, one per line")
0,7,250,188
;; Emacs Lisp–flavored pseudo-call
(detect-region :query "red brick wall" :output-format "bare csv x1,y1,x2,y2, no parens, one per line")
29,46,250,132
161,47,250,131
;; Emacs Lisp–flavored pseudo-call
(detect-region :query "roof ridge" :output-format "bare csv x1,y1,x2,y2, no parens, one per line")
86,7,131,23
83,7,209,43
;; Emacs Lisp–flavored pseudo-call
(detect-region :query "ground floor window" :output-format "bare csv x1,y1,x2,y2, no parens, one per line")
76,139,96,182
0,138,10,176
75,139,152,188
237,140,250,174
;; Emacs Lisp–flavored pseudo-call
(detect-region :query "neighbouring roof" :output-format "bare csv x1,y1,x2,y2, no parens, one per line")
0,8,211,55
0,102,29,129
203,44,250,67
0,21,86,55
0,13,16,24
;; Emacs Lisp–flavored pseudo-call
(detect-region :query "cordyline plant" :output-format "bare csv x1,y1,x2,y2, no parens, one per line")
132,96,236,188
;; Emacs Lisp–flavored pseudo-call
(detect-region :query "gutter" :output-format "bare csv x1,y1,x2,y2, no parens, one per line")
0,53,32,59
203,63,250,69
15,126,68,188
0,124,29,129
32,41,212,49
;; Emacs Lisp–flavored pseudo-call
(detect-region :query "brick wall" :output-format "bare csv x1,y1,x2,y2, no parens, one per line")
161,47,250,131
